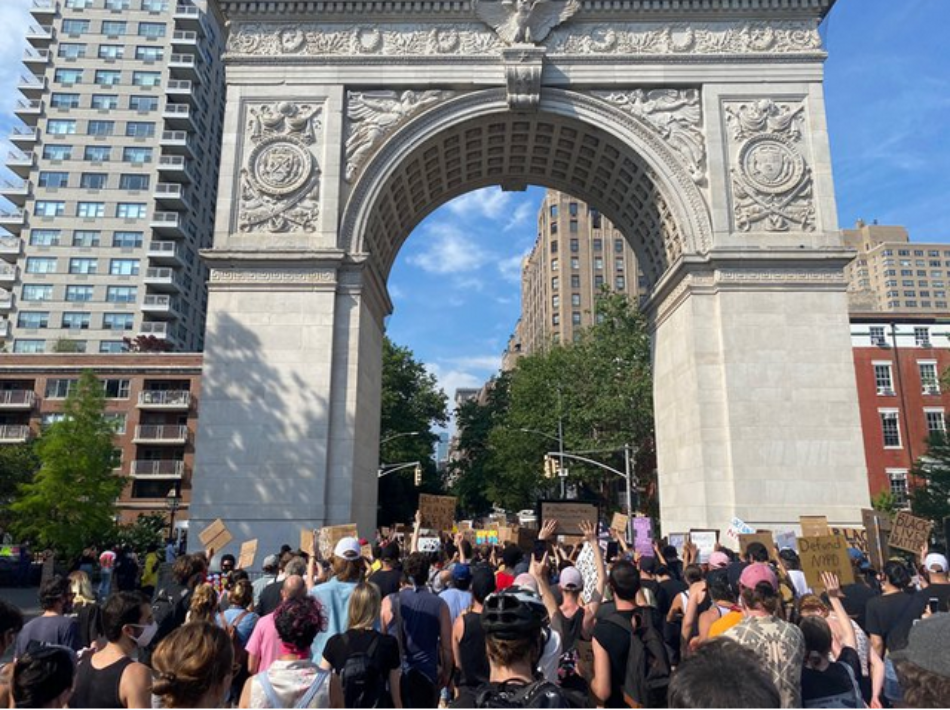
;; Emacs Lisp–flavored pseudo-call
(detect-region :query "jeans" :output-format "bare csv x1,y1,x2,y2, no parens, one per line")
98,569,112,601
884,656,903,705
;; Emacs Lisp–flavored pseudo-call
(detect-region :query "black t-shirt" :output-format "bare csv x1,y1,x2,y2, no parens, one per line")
801,647,862,708
840,583,879,631
908,583,950,618
592,608,635,708
864,591,916,652
657,579,687,618
256,580,283,616
369,568,403,599
323,628,400,704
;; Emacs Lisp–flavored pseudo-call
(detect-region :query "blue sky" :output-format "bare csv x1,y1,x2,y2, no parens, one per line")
0,0,948,411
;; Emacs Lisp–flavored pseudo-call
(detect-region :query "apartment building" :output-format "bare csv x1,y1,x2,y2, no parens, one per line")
843,221,950,316
0,353,201,524
517,190,647,356
0,0,225,354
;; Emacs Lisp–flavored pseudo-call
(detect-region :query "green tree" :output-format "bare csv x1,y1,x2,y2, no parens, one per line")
11,371,124,559
115,513,167,557
0,442,40,532
377,337,449,526
909,433,950,529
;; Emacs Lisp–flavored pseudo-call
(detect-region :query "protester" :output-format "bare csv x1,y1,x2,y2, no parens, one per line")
891,612,950,709
440,563,473,625
368,541,402,599
99,547,117,601
668,638,780,708
218,579,259,646
141,544,162,600
865,559,917,706
0,599,25,708
253,555,280,608
152,622,234,709
239,597,330,708
841,550,879,630
309,538,364,663
165,538,177,564
69,591,154,709
259,554,306,617
913,551,950,615
322,582,402,708
11,646,75,709
67,570,102,651
697,574,739,643
148,552,208,660
187,583,219,624
247,575,308,675
14,575,82,658
114,546,139,593
452,565,496,701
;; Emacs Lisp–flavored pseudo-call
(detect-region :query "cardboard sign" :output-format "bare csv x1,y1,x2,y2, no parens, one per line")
418,494,457,533
775,529,798,552
829,526,869,555
800,515,830,538
798,535,855,590
888,511,932,554
198,519,233,553
238,540,258,570
666,533,686,558
418,537,441,553
739,532,775,556
317,524,359,559
689,529,718,564
300,529,315,555
633,517,654,557
610,513,629,536
496,526,518,545
540,502,597,536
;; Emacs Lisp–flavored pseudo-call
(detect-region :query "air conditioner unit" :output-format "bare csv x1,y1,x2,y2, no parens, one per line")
919,340,932,348
925,386,941,395
874,337,888,347
878,388,895,397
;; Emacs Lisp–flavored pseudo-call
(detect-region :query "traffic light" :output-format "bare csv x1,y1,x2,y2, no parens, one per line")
414,464,422,487
543,455,556,479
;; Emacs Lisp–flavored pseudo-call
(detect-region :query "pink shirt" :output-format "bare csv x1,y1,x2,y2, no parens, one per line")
245,612,281,674
99,551,116,570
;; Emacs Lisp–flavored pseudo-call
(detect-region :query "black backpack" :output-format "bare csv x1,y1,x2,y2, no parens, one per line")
340,634,385,708
475,680,569,708
605,609,671,708
146,582,190,661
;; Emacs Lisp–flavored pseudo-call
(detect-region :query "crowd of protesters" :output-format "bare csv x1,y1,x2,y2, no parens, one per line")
0,513,948,709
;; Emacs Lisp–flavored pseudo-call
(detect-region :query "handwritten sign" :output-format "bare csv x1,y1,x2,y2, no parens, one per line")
517,527,537,552
475,529,499,546
419,494,457,533
300,529,315,555
739,532,775,557
237,540,258,570
633,517,654,557
689,530,718,564
318,524,359,559
829,526,869,555
198,519,233,553
575,543,598,603
798,535,855,590
541,502,597,536
888,511,932,554
775,529,798,552
800,515,830,538
611,513,629,536
418,537,441,553
726,517,755,546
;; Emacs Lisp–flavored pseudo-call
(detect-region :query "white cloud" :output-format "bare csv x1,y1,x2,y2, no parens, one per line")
388,283,405,301
504,200,536,232
497,251,528,284
444,187,512,221
0,1,31,186
407,222,490,275
448,355,501,371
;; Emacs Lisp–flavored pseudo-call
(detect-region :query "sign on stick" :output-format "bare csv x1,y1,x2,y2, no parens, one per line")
862,509,891,570
610,513,629,536
317,524,359,559
829,526,869,555
541,502,597,536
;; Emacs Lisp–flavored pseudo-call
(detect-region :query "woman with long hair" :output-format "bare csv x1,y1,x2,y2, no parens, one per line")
68,570,102,651
185,583,217,625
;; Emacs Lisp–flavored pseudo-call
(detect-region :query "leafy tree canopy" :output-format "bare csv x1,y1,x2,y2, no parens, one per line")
910,432,950,531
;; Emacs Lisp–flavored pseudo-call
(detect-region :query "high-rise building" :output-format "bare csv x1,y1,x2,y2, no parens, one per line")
843,221,950,316
516,190,646,356
0,0,225,354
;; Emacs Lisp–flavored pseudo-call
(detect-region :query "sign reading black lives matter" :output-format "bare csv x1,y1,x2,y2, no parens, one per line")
888,511,932,554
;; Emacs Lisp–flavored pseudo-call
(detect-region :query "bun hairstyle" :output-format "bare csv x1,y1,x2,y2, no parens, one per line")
152,623,233,708
739,580,780,615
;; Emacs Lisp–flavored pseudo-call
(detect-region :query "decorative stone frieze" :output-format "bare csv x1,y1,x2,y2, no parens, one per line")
209,268,337,284
473,0,580,45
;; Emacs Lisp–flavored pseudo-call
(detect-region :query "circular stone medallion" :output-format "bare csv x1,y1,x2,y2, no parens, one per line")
248,137,314,197
738,134,804,194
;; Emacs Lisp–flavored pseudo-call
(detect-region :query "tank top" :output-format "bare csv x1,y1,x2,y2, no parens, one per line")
458,611,490,688
69,655,133,709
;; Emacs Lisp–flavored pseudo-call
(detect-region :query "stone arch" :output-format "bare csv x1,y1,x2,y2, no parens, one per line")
340,87,712,290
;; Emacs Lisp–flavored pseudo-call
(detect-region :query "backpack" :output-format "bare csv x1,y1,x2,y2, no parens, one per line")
218,610,251,672
606,609,671,708
148,583,189,657
257,668,328,709
340,633,385,708
475,679,568,709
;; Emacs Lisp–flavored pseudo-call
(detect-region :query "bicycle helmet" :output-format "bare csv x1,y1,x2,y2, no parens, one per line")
481,585,549,640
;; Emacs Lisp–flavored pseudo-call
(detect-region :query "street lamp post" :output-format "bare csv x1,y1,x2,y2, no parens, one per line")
164,487,181,542
380,431,422,445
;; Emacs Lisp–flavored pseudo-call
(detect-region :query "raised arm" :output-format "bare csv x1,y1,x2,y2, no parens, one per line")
821,572,856,651
410,509,422,554
531,551,560,623
680,579,707,658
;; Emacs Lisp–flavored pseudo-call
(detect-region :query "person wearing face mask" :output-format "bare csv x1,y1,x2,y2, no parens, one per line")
68,591,154,709
14,575,81,658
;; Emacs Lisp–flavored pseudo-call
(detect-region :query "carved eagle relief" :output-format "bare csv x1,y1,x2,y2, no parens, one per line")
474,0,581,45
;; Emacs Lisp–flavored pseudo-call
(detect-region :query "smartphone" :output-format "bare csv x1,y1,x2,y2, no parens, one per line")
928,597,940,614
533,540,547,562
606,541,619,563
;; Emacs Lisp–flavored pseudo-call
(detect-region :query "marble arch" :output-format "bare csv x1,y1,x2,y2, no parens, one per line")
189,0,869,560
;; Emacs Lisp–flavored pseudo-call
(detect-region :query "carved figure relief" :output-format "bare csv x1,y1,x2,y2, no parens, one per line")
345,90,454,183
724,98,815,233
474,0,580,45
597,89,706,184
239,102,322,233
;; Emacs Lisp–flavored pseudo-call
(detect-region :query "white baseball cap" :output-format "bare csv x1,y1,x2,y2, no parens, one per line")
334,537,362,560
924,553,949,573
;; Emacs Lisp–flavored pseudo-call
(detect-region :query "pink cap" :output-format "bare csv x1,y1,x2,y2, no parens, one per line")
708,551,730,569
513,573,539,593
739,562,778,591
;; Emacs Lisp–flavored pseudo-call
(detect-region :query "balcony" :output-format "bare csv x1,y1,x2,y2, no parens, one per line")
0,290,13,310
0,180,31,208
138,321,173,340
140,294,180,319
158,155,194,183
168,53,199,82
138,390,191,410
6,151,34,179
173,2,201,30
162,102,194,130
172,30,198,50
25,25,54,48
13,100,42,127
9,128,38,147
0,390,36,410
131,460,185,477
165,80,195,106
29,0,56,19
0,236,21,261
160,130,192,156
0,265,19,286
0,319,10,339
147,240,185,268
22,48,50,69
154,183,190,210
134,425,188,445
0,425,30,443
18,74,45,97
150,211,189,239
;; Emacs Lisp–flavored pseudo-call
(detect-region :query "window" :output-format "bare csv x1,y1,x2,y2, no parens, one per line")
113,231,143,248
100,341,126,354
616,275,626,289
30,230,60,247
616,258,625,271
77,202,105,218
568,202,578,217
62,19,90,35
50,93,80,109
43,144,73,161
102,20,128,36
552,295,560,308
92,94,119,110
13,340,45,354
594,257,603,271
593,238,602,251
572,312,581,325
95,70,122,86
550,205,558,218
41,413,66,428
38,172,69,188
110,259,140,276
100,378,131,399
615,239,624,253
84,146,111,162
570,239,579,253
870,326,886,346
925,409,946,435
87,120,115,138
72,230,101,247
123,147,152,164
17,312,49,329
552,314,560,326
116,203,147,219
550,240,558,254
61,312,90,330
66,285,94,302
551,258,558,271
874,363,894,395
570,275,580,289
135,46,164,61
34,201,65,217
105,0,132,9
69,258,97,275
920,362,939,394
80,173,107,189
129,96,158,111
570,257,579,270
888,470,908,508
141,0,169,10
98,45,125,60
132,71,161,87
590,209,602,229
551,276,559,291
46,379,77,399
47,119,77,135
569,220,578,233
125,122,155,138
103,313,135,330
22,284,53,301
106,286,137,303
119,174,150,191
138,22,166,38
571,293,581,306
550,221,558,234
914,327,931,347
880,411,901,448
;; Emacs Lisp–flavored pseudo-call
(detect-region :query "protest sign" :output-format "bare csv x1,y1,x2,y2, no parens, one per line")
541,502,597,536
317,524,359,559
739,532,775,556
633,517,654,557
300,529,315,554
800,515,829,538
666,533,686,558
419,494,457,533
496,526,518,545
610,513,629,536
689,529,718,564
888,511,932,554
861,508,891,570
517,527,537,553
475,529,499,546
775,529,798,552
798,535,855,589
725,517,755,546
198,519,233,553
418,537,441,553
237,540,258,570
575,542,598,603
829,526,869,555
